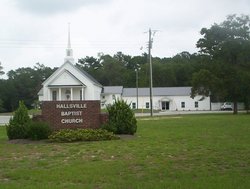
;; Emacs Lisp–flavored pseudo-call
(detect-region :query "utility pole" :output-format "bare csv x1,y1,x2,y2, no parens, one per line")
148,28,153,117
136,69,139,109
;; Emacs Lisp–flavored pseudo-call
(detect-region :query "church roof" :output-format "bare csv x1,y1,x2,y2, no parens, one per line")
42,61,102,87
75,64,102,87
122,87,192,97
38,88,43,96
102,86,123,94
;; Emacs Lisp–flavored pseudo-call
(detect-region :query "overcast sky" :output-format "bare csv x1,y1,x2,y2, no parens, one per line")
0,0,249,77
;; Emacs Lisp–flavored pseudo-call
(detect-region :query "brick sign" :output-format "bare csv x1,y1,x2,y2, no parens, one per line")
39,101,108,130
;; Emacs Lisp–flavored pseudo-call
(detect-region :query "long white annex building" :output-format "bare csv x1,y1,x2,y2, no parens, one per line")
38,26,211,111
101,86,210,111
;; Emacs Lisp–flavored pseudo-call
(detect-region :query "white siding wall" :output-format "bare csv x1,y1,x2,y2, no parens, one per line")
123,96,151,109
103,94,113,104
43,87,49,101
101,94,122,108
51,71,82,86
94,85,102,100
122,95,210,111
42,62,102,101
171,96,210,111
38,95,43,101
72,88,82,100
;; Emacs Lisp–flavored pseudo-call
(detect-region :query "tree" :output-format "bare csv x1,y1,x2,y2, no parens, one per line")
6,101,31,139
193,14,250,114
0,99,5,112
1,63,55,111
0,62,4,76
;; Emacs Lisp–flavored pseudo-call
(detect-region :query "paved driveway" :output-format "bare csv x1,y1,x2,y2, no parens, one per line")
135,110,234,117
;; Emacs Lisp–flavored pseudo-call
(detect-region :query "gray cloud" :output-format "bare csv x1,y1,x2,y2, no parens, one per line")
1,0,249,76
14,0,111,15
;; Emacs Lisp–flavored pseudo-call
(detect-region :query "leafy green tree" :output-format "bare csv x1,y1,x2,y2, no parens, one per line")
0,62,4,76
152,62,177,87
193,14,250,114
78,56,102,70
191,69,222,99
6,63,55,110
77,53,130,86
77,51,204,88
0,99,5,112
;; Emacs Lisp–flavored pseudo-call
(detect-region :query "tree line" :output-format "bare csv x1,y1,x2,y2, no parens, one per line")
0,14,249,113
0,63,56,112
0,52,202,112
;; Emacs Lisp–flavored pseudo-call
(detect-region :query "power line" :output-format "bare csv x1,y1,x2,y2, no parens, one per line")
0,40,142,49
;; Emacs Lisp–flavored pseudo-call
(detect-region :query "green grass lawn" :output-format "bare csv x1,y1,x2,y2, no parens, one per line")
0,114,249,189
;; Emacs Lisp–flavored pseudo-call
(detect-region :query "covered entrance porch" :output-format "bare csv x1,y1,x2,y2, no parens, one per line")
47,85,86,101
160,98,171,111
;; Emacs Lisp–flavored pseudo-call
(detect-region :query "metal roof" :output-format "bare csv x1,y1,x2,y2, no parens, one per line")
75,64,102,87
38,88,43,96
102,86,123,94
122,87,192,97
42,61,102,87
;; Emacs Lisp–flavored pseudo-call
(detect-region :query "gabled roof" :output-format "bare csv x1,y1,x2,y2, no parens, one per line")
76,65,102,87
42,61,102,87
38,88,43,96
122,87,192,97
102,86,123,94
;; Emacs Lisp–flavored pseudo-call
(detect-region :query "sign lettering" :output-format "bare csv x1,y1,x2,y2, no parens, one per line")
56,103,87,109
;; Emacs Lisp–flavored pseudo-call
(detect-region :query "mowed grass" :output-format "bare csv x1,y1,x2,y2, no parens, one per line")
0,114,249,189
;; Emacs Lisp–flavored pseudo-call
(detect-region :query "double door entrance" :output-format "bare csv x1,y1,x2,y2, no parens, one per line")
161,101,169,111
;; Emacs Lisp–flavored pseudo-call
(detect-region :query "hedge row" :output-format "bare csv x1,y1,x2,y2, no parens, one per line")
48,129,119,142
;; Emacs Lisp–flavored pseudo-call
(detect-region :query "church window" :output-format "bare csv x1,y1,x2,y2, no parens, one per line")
132,102,136,109
52,91,57,101
181,102,185,108
80,90,82,100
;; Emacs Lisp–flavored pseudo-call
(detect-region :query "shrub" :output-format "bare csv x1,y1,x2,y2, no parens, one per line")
6,101,31,139
101,122,117,134
103,99,137,135
48,129,119,142
27,121,52,140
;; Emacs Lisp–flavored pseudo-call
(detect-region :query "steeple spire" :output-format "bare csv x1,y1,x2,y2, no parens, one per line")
64,22,74,63
67,23,71,49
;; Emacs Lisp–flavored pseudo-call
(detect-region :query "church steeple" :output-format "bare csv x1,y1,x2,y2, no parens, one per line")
64,23,74,63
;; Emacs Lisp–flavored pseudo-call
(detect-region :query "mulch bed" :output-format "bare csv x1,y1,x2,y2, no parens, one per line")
7,135,136,144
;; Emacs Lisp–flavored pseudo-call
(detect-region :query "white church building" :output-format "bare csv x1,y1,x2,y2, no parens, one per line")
38,27,211,111
38,27,102,102
101,86,211,111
